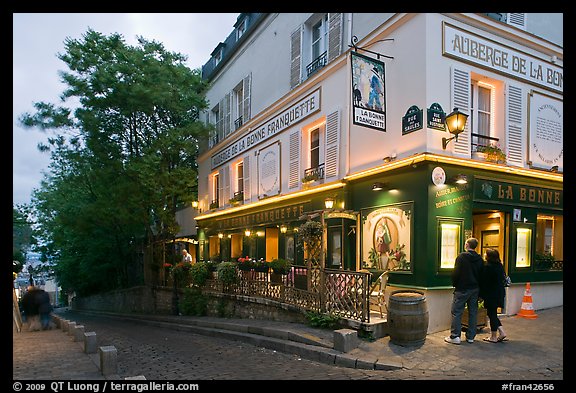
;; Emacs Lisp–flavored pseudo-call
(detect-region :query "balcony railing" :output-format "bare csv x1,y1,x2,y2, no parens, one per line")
306,51,328,78
229,191,244,205
234,116,243,130
471,133,500,152
209,200,219,210
302,163,325,183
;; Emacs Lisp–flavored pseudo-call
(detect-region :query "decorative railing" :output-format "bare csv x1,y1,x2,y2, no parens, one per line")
306,51,328,78
234,116,243,130
302,163,325,183
201,266,371,322
471,133,499,152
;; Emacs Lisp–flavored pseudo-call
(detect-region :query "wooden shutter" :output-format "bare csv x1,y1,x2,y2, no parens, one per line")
450,67,471,156
243,155,251,202
327,13,343,62
324,110,340,181
507,13,526,30
221,166,230,206
288,130,301,189
224,92,231,137
506,84,524,166
242,73,251,124
290,26,303,89
217,169,224,207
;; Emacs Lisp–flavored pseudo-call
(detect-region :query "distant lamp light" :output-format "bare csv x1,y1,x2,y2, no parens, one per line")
280,225,288,234
324,197,335,209
244,229,251,237
454,174,468,184
218,233,224,239
442,107,469,149
256,230,265,237
191,201,199,208
372,182,386,191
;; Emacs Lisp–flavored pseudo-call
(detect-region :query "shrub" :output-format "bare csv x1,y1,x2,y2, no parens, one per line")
305,311,341,329
180,287,207,316
217,262,239,286
189,262,210,287
269,258,292,274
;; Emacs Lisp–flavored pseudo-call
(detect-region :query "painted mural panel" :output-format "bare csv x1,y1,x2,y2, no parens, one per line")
361,203,412,271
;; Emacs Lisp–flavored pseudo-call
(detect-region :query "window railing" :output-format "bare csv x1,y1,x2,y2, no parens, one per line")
234,116,243,130
209,200,219,210
302,163,325,183
306,51,328,78
471,133,499,152
229,191,244,205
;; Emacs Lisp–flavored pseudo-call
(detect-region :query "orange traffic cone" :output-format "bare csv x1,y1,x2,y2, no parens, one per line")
517,282,538,319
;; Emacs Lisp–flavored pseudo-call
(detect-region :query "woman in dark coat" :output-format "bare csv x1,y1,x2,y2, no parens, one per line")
480,249,508,342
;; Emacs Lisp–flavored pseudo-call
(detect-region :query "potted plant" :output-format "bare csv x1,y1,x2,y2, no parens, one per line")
270,258,292,283
253,258,270,273
535,252,555,271
217,261,239,291
237,256,254,271
476,144,507,164
301,172,319,184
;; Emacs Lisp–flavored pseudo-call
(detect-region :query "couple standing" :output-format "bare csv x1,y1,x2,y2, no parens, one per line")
445,238,508,344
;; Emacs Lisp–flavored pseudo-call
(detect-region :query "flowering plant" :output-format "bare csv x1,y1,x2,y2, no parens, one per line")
237,256,255,271
476,143,506,164
253,258,270,272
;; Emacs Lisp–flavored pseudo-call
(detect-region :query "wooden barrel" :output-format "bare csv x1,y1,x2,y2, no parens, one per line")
387,290,429,346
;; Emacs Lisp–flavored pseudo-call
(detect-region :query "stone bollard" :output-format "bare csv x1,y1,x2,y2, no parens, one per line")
52,315,60,328
73,325,85,342
333,329,359,352
67,321,77,336
61,319,69,332
84,332,98,354
99,346,118,376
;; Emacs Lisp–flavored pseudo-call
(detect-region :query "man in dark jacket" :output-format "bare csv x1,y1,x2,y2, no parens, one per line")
35,288,53,330
445,237,484,344
21,285,41,331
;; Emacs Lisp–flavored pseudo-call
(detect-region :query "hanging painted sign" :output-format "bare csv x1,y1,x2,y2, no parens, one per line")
402,105,423,135
351,51,386,131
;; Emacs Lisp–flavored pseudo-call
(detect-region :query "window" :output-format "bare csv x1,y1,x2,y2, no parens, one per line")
470,81,495,150
214,49,223,66
211,173,220,209
536,214,563,269
310,128,320,169
210,104,223,148
233,81,244,130
236,162,244,194
311,15,328,61
236,18,247,40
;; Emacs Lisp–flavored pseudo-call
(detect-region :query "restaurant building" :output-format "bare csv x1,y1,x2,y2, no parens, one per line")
192,13,563,332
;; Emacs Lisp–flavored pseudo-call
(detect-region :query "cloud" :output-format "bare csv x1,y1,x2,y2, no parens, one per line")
13,13,239,206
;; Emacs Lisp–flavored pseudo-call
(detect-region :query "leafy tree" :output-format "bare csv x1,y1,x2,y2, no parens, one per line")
19,29,210,296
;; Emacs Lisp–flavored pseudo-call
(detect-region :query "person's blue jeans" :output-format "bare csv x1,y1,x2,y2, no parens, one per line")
449,287,480,340
40,312,51,329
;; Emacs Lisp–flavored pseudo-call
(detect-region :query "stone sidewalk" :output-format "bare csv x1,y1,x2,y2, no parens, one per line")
13,324,104,380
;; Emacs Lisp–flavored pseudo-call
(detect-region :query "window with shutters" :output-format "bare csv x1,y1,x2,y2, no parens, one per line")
292,13,342,87
303,125,325,183
210,173,220,210
209,104,223,149
233,81,244,130
470,80,496,152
